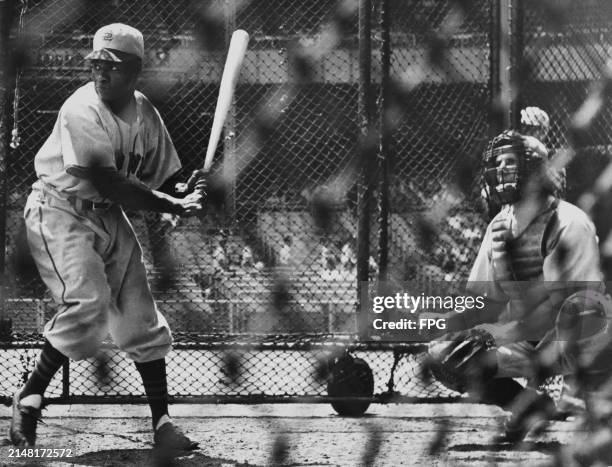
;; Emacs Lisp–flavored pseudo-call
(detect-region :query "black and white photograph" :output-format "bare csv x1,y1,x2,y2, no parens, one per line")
1,0,612,465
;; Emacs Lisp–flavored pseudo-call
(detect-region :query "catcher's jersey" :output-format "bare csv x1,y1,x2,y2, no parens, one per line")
34,82,181,202
467,199,603,302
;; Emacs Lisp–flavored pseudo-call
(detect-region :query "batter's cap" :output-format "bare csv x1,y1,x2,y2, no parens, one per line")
85,23,144,62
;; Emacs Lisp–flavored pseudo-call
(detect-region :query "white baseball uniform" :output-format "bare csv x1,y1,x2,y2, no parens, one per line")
24,82,181,362
466,198,605,379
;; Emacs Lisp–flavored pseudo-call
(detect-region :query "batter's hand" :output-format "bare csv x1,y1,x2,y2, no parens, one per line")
177,189,205,216
176,169,208,194
192,169,208,194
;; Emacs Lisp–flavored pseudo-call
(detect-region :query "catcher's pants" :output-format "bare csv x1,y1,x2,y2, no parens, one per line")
494,341,537,379
23,182,172,362
490,331,612,382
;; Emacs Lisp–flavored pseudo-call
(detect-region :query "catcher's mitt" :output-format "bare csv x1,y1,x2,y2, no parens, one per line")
327,352,374,417
427,328,497,394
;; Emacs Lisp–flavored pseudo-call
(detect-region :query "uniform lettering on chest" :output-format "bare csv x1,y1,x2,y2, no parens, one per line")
116,151,144,178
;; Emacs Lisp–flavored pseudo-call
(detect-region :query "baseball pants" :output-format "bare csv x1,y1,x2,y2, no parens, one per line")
23,182,172,362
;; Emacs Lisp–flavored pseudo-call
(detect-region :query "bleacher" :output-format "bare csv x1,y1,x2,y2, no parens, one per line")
257,209,354,264
257,210,313,265
6,202,482,336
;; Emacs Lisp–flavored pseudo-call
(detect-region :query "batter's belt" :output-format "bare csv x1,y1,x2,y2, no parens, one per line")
34,180,115,212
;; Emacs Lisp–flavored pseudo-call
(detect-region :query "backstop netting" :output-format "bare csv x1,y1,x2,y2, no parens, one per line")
1,0,605,404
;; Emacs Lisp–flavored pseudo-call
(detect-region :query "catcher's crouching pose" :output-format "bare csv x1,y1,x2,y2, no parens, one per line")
426,130,611,443
10,24,205,450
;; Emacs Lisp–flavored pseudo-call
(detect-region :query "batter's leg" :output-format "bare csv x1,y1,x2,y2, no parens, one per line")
105,214,196,449
24,196,112,360
105,212,172,362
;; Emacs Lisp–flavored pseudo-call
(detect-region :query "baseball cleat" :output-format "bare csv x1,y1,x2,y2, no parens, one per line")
153,421,199,451
9,391,43,447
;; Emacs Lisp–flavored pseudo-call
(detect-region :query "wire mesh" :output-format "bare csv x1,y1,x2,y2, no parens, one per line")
384,0,492,286
5,2,612,465
520,0,612,206
2,0,608,417
1,0,452,403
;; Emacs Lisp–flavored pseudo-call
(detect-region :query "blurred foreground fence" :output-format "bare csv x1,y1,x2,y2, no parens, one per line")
0,0,609,403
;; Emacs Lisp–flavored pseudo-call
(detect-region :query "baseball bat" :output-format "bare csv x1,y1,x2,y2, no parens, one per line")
203,29,250,173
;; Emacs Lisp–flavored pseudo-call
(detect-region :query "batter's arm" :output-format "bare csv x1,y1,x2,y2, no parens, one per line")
66,165,202,215
156,170,185,196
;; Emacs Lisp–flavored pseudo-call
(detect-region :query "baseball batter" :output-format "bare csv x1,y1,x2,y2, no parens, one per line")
10,24,203,450
428,130,610,443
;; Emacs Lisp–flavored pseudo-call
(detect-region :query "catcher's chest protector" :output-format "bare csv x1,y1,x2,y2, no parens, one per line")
493,204,558,298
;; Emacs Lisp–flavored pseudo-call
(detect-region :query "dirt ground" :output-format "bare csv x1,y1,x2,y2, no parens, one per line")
0,403,586,466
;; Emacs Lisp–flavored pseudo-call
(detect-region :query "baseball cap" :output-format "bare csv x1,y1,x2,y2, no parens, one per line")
85,23,144,62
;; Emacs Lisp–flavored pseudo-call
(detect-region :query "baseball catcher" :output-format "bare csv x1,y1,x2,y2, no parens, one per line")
426,130,610,443
9,24,205,450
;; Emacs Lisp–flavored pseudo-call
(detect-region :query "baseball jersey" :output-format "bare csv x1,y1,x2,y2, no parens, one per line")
34,82,181,202
469,200,602,290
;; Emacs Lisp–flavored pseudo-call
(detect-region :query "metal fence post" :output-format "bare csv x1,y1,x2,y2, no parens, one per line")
498,0,512,130
357,0,373,339
0,0,12,339
377,0,390,284
509,0,524,130
489,0,503,136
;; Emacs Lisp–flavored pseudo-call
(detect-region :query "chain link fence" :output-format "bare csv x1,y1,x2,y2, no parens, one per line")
385,0,491,288
520,1,612,214
2,0,601,405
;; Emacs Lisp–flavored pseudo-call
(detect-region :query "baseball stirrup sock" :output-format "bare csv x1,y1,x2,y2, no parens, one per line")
135,359,169,429
20,339,68,400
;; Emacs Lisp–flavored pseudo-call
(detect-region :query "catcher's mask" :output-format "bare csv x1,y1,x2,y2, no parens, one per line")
482,130,548,206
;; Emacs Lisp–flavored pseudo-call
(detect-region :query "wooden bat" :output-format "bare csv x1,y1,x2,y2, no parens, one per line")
203,29,250,173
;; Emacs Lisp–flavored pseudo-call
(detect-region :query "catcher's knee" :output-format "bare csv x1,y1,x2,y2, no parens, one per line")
551,290,612,388
555,290,611,343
